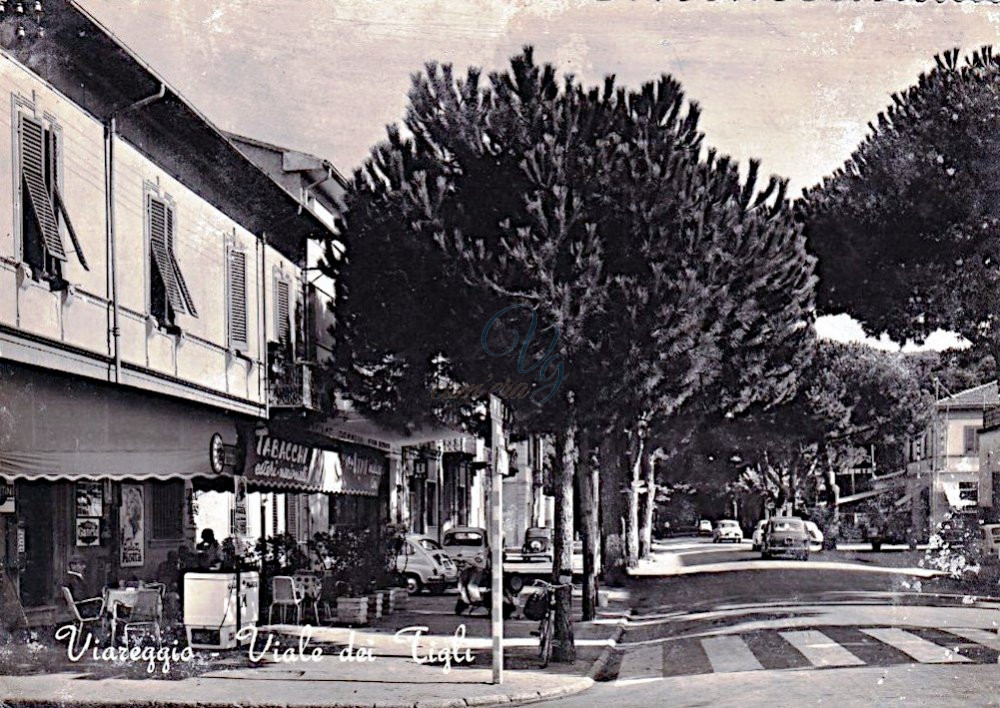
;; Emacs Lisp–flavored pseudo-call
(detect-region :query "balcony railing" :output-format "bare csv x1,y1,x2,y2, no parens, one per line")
267,343,317,410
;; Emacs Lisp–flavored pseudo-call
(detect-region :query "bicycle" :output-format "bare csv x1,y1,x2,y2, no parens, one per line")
524,579,573,668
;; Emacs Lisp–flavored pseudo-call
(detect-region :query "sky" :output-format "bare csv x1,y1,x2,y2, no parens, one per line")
74,0,998,352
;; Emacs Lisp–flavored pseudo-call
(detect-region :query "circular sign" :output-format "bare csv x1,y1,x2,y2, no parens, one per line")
209,433,226,474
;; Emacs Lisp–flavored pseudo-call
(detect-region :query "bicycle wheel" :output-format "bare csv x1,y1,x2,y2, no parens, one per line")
538,613,554,668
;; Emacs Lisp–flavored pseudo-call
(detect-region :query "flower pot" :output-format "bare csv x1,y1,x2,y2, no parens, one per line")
336,597,369,625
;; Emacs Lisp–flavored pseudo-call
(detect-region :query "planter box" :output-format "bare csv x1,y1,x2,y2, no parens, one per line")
387,588,407,613
370,592,383,620
376,589,392,614
336,597,369,625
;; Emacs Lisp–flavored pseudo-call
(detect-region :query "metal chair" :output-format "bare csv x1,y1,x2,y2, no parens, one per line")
144,582,166,596
293,574,321,624
268,576,302,625
119,589,162,648
61,586,104,636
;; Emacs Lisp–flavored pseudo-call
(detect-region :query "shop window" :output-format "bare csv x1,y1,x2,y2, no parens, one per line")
17,112,88,284
964,426,979,455
959,482,979,505
148,194,197,331
151,481,185,539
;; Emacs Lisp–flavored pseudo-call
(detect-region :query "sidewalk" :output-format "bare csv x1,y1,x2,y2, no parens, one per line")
0,589,630,707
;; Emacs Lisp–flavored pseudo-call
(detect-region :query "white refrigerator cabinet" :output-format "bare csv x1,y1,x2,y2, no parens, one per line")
183,571,259,649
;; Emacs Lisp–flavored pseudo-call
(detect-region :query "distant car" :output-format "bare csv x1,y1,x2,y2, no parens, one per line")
712,520,744,543
751,520,767,551
804,521,824,551
442,526,490,570
521,527,553,562
698,520,713,537
395,534,459,594
761,517,810,561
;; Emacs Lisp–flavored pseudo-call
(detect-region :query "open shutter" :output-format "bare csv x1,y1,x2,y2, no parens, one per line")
275,278,290,342
228,249,248,350
20,115,65,261
149,197,187,316
166,206,198,317
53,185,89,270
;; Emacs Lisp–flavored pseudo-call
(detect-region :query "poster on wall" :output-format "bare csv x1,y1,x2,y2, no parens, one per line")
75,518,101,547
119,484,144,567
75,482,103,518
233,476,248,537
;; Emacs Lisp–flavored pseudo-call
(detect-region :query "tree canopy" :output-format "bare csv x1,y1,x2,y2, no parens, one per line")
801,46,1000,365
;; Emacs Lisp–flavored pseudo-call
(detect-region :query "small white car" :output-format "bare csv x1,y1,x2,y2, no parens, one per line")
395,534,459,594
712,520,744,543
698,520,713,537
804,521,824,551
751,520,767,551
442,526,490,570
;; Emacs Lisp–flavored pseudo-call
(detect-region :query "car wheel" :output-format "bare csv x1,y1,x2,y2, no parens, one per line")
405,574,423,595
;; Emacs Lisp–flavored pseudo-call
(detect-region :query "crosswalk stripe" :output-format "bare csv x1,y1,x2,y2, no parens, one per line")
779,630,866,667
615,643,664,682
943,627,1000,652
861,628,971,663
701,635,764,673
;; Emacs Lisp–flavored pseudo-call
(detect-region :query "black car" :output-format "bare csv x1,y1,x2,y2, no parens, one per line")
521,527,552,562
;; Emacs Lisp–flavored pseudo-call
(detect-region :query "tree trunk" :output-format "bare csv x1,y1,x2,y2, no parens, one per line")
624,431,643,568
578,431,599,620
639,450,655,559
600,429,628,586
551,405,577,663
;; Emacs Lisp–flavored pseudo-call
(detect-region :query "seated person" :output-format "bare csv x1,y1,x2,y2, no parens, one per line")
64,554,101,618
196,529,222,570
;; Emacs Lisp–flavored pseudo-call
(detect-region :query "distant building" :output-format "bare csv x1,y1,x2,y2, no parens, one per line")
906,381,998,537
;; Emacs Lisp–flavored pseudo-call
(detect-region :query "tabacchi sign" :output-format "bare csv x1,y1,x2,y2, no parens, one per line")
244,429,324,490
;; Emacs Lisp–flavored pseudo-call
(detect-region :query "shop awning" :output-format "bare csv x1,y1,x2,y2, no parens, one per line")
0,362,242,481
317,447,385,497
242,432,385,495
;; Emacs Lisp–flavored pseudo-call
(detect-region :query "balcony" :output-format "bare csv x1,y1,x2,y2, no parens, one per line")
267,343,318,410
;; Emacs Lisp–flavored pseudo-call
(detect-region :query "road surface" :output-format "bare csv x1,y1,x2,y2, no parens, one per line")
542,537,1000,707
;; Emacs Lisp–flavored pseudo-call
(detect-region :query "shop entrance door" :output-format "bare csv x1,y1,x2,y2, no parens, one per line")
19,483,54,607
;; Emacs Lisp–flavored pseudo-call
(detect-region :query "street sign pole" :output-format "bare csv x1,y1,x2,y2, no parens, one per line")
490,394,504,685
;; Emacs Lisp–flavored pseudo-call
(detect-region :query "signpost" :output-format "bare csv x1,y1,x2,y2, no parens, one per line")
489,394,505,685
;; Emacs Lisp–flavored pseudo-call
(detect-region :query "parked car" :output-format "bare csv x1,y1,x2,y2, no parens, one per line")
981,523,1000,561
521,527,553,562
698,520,713,537
395,534,459,594
442,526,490,570
761,517,810,560
712,520,744,544
751,520,767,551
865,514,916,551
804,521,824,551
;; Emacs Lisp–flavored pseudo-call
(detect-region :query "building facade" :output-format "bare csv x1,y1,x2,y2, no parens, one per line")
906,381,997,538
0,3,331,624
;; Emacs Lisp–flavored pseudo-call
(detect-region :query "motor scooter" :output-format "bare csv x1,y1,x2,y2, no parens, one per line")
454,565,516,618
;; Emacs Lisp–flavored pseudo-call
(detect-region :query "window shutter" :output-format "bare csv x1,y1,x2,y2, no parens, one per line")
166,206,198,317
228,249,248,350
275,278,291,342
965,426,978,454
20,115,65,261
149,197,187,316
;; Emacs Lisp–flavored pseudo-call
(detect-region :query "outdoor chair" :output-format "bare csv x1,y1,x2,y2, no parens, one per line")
144,582,166,596
61,586,104,636
293,573,321,625
117,589,162,648
268,575,302,625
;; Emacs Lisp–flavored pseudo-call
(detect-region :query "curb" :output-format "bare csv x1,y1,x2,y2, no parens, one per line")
587,608,631,682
